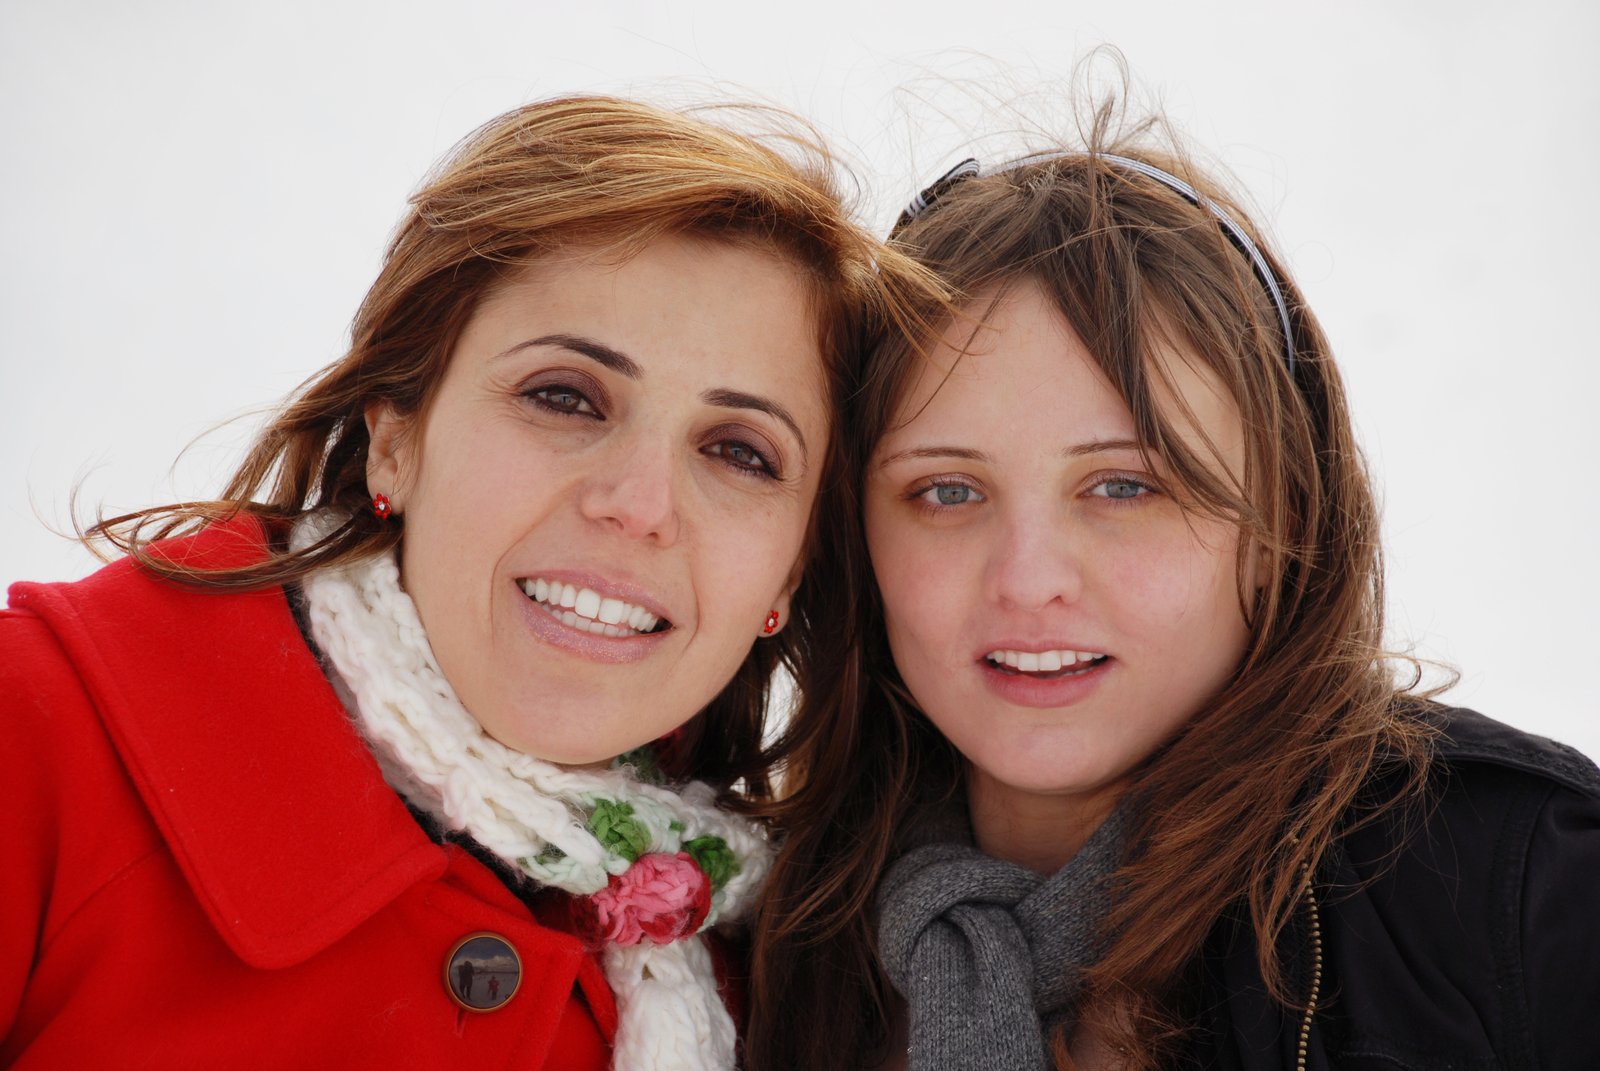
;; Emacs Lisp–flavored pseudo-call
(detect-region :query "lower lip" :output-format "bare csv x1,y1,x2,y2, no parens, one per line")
978,657,1112,707
516,588,667,664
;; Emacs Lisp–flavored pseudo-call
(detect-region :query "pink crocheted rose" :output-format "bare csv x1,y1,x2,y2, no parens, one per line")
579,852,712,946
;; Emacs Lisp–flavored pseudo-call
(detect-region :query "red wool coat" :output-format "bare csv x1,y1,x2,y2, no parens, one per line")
1,522,617,1068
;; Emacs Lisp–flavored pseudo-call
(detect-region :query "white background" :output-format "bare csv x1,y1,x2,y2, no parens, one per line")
3,1,1596,760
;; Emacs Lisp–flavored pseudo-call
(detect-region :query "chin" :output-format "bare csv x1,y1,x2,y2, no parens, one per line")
495,734,616,768
471,711,599,766
972,750,1115,799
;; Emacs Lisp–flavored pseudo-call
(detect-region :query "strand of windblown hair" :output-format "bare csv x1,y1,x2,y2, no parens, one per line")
294,510,769,1071
898,151,1297,376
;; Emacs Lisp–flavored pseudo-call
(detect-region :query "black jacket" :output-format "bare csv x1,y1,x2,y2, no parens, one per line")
1189,707,1600,1070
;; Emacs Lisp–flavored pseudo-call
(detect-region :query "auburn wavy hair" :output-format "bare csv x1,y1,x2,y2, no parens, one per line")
84,94,942,797
748,106,1435,1066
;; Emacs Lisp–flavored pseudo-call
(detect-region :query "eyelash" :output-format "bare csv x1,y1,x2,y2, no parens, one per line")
704,438,781,481
525,382,601,418
524,384,782,482
1086,472,1156,504
903,472,1158,514
907,477,985,513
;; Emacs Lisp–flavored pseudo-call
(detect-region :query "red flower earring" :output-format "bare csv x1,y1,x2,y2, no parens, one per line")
762,610,780,635
372,493,392,521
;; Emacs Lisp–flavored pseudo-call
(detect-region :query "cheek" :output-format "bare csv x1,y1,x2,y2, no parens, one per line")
869,524,968,672
701,497,811,621
1105,520,1240,611
405,461,507,573
1114,530,1248,678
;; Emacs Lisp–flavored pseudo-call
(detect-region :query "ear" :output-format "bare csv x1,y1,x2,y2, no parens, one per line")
1243,534,1275,601
364,401,414,506
762,559,805,638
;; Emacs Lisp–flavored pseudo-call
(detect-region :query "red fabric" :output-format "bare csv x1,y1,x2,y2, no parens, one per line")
0,520,616,1068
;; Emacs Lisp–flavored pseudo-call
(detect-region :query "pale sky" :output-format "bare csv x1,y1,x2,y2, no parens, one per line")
3,0,1596,759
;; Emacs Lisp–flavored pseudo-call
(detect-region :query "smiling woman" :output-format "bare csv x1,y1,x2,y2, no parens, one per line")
367,239,829,766
0,96,939,1071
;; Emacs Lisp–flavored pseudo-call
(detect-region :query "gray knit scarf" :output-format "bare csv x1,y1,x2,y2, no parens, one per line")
876,801,1130,1070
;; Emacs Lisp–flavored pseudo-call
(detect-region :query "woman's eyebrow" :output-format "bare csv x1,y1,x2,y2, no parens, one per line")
877,445,991,467
1066,438,1142,457
497,333,643,379
702,388,807,461
877,439,1143,468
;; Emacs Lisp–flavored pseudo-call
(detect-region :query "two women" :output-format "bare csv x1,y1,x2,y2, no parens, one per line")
8,88,1595,1071
752,130,1600,1067
1,97,932,1070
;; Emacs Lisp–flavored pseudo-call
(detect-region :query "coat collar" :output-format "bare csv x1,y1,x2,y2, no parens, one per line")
11,518,449,969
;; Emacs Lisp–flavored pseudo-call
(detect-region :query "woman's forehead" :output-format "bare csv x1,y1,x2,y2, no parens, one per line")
878,280,1246,477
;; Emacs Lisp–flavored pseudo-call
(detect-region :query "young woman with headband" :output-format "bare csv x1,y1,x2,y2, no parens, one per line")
0,95,936,1070
749,113,1600,1068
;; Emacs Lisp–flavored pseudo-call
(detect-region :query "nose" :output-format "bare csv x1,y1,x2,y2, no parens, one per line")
577,434,681,545
986,501,1083,612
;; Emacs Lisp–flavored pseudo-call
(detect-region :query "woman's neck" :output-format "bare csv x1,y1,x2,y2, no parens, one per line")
965,769,1125,874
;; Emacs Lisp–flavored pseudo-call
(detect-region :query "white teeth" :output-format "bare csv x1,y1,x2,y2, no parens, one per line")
517,578,663,636
984,648,1106,673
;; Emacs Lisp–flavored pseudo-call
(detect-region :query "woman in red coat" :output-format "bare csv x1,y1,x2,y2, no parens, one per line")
0,95,934,1070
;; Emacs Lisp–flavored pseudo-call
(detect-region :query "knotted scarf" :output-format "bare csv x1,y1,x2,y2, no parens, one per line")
877,801,1129,1070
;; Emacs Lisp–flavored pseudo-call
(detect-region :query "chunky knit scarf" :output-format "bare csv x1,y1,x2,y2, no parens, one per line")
876,801,1129,1070
294,513,772,1071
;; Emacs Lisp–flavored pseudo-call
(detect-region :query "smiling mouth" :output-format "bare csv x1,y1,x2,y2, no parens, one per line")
518,578,671,638
983,648,1108,678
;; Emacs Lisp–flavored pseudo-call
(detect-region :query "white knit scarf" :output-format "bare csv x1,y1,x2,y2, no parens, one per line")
294,513,772,1071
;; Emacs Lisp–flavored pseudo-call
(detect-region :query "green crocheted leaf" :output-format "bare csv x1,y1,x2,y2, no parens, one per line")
587,798,651,862
683,835,738,891
528,843,566,867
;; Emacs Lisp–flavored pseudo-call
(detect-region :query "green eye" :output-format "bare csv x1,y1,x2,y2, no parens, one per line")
936,485,972,505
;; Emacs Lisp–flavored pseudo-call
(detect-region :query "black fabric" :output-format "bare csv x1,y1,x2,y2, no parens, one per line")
1185,706,1600,1070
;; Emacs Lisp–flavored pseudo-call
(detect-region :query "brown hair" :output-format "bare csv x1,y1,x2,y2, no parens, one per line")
84,94,941,796
749,109,1435,1066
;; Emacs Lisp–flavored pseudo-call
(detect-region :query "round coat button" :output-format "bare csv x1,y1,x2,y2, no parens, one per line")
444,932,521,1011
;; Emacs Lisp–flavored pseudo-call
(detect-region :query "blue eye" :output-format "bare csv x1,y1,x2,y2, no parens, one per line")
913,481,985,509
1092,478,1149,501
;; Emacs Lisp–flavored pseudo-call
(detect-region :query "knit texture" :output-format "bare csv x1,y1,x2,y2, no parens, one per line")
876,802,1129,1070
295,512,772,1071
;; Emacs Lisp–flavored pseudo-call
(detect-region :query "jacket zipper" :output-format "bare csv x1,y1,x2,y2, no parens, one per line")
1295,862,1324,1071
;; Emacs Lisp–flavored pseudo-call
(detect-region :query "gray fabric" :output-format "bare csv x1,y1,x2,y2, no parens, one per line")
876,803,1130,1070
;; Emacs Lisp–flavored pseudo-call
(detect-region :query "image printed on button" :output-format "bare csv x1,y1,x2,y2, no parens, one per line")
445,933,522,1011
